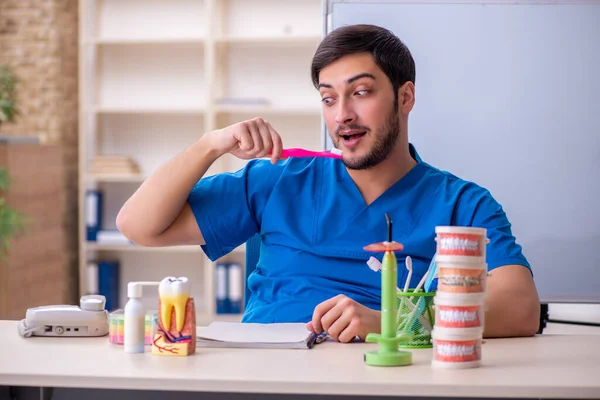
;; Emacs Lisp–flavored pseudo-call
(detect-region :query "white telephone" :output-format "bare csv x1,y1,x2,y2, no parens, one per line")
17,295,109,338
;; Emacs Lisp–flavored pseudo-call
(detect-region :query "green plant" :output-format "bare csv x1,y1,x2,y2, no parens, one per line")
0,167,29,260
0,65,19,128
0,66,28,259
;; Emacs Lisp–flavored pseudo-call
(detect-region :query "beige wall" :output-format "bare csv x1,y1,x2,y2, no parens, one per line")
0,0,79,303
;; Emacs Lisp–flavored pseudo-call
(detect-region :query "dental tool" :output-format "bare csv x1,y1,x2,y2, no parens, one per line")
362,213,412,367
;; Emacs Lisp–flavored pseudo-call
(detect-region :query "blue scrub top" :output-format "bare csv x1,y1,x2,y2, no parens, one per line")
188,144,530,323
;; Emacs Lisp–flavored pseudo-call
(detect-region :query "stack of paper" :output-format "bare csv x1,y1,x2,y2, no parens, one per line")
196,322,319,349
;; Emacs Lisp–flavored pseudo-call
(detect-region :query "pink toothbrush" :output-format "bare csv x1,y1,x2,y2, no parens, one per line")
272,148,343,159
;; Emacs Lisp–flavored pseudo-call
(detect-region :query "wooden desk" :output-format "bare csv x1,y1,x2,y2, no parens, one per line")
0,320,599,399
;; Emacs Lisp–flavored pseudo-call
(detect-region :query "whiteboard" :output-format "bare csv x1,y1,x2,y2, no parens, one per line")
324,0,600,303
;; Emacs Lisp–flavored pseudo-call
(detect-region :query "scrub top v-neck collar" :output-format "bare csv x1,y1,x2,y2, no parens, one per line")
315,143,430,259
336,143,427,210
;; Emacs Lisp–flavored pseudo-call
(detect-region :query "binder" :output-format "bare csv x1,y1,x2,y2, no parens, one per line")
98,260,120,311
215,262,228,314
86,190,103,241
228,262,243,314
87,261,98,295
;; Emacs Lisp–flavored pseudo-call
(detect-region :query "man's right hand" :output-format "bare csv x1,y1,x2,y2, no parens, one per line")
206,117,284,164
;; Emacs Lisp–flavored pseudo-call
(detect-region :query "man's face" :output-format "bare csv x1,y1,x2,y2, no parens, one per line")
318,52,400,170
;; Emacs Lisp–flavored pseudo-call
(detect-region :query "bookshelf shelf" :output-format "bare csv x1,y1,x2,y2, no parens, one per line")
214,105,320,116
85,242,246,255
85,242,202,253
86,174,146,183
215,35,320,46
90,38,205,46
95,106,205,115
79,0,322,323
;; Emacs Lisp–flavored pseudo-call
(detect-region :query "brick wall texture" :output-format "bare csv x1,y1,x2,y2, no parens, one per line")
0,0,79,303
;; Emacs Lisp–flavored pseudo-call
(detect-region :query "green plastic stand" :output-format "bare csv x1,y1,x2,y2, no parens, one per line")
364,333,413,366
364,245,413,367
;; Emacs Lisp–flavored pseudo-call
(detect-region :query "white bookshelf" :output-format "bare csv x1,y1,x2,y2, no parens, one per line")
78,0,323,323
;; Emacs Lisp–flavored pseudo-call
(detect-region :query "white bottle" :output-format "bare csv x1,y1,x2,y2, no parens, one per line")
124,281,159,353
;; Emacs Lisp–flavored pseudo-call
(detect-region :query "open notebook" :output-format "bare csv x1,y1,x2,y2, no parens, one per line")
196,322,322,349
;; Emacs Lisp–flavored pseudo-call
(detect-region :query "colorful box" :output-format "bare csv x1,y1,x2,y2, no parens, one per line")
108,309,158,345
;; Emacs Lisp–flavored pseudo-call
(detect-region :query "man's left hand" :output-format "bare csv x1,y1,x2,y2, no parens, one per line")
306,294,380,343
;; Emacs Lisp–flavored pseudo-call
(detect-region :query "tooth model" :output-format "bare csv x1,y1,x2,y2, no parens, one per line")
152,276,196,357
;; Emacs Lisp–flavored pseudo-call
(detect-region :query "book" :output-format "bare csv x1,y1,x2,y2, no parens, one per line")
227,263,243,314
97,260,119,311
85,190,102,241
196,322,321,349
215,263,228,314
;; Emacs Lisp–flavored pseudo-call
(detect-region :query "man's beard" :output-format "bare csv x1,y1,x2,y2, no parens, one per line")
333,108,401,170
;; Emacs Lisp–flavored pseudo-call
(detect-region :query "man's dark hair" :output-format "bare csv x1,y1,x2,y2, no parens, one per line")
311,24,416,97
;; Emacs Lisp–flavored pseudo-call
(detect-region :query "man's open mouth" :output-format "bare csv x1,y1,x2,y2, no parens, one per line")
341,131,367,141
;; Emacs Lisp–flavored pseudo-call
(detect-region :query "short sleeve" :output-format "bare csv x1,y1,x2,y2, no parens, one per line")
454,184,532,274
187,159,285,261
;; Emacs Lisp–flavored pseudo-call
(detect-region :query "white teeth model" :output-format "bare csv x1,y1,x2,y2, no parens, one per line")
440,237,479,252
437,343,475,357
440,309,478,323
158,276,191,332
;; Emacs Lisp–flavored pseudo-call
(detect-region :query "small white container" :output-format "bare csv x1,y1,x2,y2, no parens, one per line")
124,297,145,354
124,281,159,354
436,262,488,295
434,292,486,329
435,226,489,263
431,326,483,369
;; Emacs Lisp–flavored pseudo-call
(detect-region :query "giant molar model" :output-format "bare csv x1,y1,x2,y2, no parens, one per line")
152,276,196,356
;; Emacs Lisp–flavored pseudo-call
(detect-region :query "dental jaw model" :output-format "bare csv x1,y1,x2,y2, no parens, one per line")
152,276,196,356
431,226,488,369
363,213,412,366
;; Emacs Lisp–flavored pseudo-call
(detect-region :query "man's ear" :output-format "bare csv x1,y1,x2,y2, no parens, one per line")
398,81,415,115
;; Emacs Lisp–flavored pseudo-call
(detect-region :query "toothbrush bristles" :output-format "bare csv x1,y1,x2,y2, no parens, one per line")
367,256,382,272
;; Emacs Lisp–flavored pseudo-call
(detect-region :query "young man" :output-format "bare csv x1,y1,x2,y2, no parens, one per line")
117,24,540,342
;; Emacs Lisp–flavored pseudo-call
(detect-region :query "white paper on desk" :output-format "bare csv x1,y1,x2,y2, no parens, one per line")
196,322,318,349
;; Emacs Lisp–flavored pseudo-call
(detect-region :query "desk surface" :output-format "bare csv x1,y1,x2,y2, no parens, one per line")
1,320,599,399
